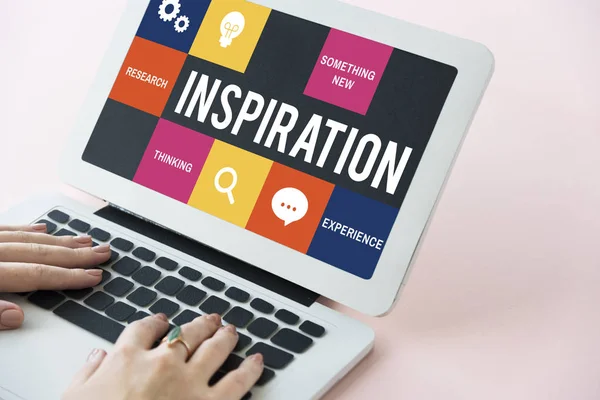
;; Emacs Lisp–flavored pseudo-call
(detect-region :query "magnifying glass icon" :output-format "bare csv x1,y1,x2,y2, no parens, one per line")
214,167,238,205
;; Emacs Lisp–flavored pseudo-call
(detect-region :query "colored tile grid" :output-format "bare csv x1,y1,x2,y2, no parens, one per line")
123,118,399,279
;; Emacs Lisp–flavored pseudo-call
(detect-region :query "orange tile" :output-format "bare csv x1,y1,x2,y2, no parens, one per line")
246,163,334,253
109,36,187,117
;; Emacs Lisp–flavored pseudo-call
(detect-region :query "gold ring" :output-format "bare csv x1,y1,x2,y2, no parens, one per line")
161,326,192,359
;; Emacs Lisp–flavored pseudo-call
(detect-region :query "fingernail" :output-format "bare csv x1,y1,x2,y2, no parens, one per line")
32,223,47,232
250,353,263,365
74,235,92,244
86,269,103,277
155,313,168,322
0,309,24,329
87,348,105,362
93,244,110,253
206,314,221,324
224,324,237,335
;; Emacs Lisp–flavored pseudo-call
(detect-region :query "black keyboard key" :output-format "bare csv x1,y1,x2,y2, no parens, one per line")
256,368,276,386
55,228,76,237
234,333,252,352
199,296,230,315
128,311,150,324
223,307,254,328
299,321,325,338
250,298,274,314
246,343,293,369
84,292,115,311
132,266,161,286
225,287,250,303
271,329,313,354
209,370,225,386
172,310,201,325
111,237,134,252
68,219,90,233
220,353,244,372
127,287,157,307
54,301,124,343
36,219,57,234
89,228,111,242
48,210,69,223
149,298,180,318
112,256,141,276
206,372,253,400
133,247,155,262
201,276,225,292
100,250,119,267
178,266,202,281
275,309,299,325
247,318,278,339
104,277,134,297
63,288,93,300
99,270,112,285
155,276,184,296
28,291,65,310
176,286,206,306
155,257,178,271
105,302,136,322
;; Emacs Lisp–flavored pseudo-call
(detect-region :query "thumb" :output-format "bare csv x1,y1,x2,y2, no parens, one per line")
0,300,24,330
68,348,107,387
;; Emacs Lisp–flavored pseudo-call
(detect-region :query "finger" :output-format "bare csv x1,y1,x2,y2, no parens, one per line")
157,314,221,361
0,263,103,292
68,348,107,387
0,243,111,268
0,231,93,249
189,323,238,376
0,300,24,330
116,314,170,350
210,354,264,400
0,224,47,233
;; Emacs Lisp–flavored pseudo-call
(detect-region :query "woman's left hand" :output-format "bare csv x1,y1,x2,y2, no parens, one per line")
0,224,111,330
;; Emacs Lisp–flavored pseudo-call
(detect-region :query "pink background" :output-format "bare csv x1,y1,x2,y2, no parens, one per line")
134,119,214,203
304,29,393,115
1,1,599,399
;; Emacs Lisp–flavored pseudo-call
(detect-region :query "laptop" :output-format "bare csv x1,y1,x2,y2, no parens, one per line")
0,0,494,399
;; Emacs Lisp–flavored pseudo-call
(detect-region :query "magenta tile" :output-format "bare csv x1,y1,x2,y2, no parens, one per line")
304,29,393,115
133,119,214,203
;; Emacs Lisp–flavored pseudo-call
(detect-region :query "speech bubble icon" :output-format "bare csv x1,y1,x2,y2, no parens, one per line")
271,188,309,226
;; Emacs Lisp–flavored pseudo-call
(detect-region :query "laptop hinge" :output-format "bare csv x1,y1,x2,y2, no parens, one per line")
95,204,320,307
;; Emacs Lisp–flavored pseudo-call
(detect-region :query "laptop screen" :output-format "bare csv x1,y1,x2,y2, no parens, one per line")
82,0,457,280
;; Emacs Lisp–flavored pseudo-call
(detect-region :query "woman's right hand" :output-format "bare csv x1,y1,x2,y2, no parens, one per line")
62,313,264,400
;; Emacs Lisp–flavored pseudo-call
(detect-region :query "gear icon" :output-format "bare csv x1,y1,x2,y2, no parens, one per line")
158,0,181,22
174,15,190,33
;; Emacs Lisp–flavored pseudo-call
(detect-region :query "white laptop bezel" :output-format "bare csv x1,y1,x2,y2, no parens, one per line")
60,0,494,316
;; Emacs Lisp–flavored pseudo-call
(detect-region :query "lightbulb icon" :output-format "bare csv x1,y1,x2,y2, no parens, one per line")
219,11,245,48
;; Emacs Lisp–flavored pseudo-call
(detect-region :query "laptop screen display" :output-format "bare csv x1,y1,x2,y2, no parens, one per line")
82,0,457,280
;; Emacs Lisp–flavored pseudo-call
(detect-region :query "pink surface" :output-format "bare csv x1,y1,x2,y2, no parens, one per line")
304,29,393,115
1,1,599,399
133,119,214,203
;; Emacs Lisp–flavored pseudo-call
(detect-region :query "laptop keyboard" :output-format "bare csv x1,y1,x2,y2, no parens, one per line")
25,208,327,399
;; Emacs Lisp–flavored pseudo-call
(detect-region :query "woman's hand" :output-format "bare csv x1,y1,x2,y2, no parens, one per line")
63,313,264,400
0,224,111,330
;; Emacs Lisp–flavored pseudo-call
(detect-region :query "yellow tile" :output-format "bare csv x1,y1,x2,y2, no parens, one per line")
188,141,273,227
189,0,271,73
